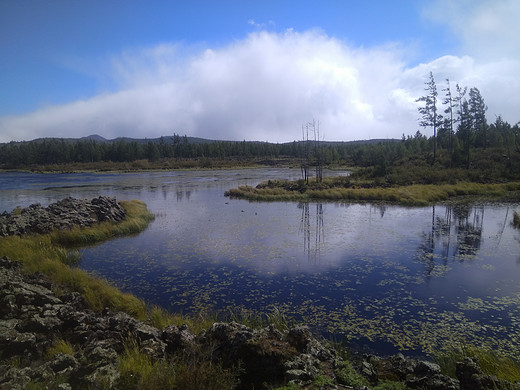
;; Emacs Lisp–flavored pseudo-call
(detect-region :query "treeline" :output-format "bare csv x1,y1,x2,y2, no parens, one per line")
1,73,519,179
0,136,348,167
1,121,519,174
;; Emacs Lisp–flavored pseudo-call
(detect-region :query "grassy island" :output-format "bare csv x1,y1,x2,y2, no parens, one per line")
226,177,520,206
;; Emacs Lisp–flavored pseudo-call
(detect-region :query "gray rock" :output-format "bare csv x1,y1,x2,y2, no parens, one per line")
0,196,126,237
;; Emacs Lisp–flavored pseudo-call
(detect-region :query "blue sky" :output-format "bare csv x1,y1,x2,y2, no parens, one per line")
1,0,519,142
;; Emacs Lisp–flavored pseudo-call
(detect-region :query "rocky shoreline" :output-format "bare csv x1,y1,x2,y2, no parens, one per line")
1,198,519,389
0,196,126,237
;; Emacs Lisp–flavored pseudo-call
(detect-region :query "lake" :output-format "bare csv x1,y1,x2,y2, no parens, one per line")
1,169,520,357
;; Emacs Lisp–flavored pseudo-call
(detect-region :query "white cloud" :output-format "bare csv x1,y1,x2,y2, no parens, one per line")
1,22,519,143
424,0,520,61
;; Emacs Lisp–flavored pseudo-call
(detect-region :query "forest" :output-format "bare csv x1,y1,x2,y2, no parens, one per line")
1,73,519,184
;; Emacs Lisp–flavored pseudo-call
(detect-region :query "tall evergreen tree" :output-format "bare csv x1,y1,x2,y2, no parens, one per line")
416,72,443,163
442,79,455,153
468,87,488,148
457,99,472,168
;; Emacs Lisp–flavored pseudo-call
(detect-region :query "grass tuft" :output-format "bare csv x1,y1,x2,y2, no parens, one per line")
335,360,369,388
117,340,177,390
45,339,75,360
117,340,237,390
435,344,520,382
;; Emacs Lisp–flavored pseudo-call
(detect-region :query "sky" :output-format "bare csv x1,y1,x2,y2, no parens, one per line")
0,0,519,143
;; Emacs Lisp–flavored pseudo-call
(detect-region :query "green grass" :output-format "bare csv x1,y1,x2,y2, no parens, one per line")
224,306,293,332
0,199,154,319
335,360,369,388
435,345,520,382
45,339,75,360
149,305,217,334
117,340,177,389
226,179,520,206
117,340,237,390
50,199,155,247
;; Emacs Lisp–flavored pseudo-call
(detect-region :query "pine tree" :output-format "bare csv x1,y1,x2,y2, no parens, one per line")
468,87,488,148
416,72,443,163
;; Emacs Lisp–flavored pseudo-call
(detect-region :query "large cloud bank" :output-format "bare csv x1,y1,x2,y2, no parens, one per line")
1,5,519,143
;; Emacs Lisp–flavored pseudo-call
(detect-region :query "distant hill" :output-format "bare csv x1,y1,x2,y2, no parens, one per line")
8,134,399,146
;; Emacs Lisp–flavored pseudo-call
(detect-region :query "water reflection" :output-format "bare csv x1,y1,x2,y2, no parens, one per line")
417,205,487,277
298,202,325,263
2,170,520,358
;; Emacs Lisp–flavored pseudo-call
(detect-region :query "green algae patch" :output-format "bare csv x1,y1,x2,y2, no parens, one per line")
226,179,520,206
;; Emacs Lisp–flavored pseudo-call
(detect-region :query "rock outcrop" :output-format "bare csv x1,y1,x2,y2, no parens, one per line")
2,254,519,389
0,196,126,237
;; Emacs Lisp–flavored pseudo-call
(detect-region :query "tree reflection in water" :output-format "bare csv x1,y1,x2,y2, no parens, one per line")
417,205,486,277
298,202,325,264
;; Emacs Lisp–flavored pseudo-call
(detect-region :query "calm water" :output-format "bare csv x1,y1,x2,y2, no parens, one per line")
1,169,520,356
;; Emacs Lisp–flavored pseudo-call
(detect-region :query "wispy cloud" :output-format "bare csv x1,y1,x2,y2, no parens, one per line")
1,10,519,143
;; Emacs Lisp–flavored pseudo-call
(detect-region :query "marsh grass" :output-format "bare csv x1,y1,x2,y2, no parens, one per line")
51,199,155,247
117,340,177,389
223,306,293,331
117,339,237,390
435,345,520,382
149,305,216,334
227,180,520,206
0,199,154,319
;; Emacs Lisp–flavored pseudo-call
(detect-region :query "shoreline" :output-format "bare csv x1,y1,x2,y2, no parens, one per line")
2,197,520,388
226,178,520,206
